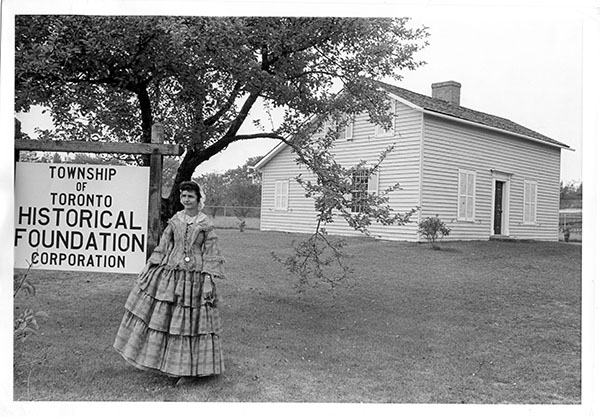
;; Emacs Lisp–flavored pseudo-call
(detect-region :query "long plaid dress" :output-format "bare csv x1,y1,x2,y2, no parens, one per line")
114,211,225,377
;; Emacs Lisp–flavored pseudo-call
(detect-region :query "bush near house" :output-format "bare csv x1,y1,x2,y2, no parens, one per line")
418,215,451,249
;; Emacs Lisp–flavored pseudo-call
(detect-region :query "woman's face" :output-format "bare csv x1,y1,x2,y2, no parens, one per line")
180,190,199,211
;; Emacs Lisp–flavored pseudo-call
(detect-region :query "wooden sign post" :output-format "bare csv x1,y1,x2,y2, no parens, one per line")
148,123,164,255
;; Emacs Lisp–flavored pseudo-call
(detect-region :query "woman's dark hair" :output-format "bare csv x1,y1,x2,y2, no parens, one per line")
179,181,202,202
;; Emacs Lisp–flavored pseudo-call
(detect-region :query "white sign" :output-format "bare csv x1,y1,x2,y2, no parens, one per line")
14,162,149,273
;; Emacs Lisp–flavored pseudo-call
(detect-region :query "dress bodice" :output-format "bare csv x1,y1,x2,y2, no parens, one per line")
147,211,225,277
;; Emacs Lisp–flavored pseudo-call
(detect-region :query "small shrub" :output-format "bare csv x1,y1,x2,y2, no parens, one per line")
14,264,48,341
418,215,451,250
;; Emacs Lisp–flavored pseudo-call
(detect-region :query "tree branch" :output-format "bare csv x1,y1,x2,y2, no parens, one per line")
204,81,243,127
233,132,285,140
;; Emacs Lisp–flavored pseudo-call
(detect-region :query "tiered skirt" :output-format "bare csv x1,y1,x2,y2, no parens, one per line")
114,265,224,377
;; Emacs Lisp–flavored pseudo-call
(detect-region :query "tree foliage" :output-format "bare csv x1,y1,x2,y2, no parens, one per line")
273,123,419,291
559,180,582,209
221,156,263,218
194,172,227,218
14,263,49,341
192,156,263,219
15,15,429,221
294,126,417,236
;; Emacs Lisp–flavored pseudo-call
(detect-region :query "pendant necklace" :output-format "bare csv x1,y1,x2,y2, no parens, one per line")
183,224,191,263
183,213,196,263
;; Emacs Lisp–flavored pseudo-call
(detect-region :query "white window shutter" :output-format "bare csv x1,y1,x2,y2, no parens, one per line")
274,180,289,210
283,180,289,209
459,171,467,219
467,172,475,219
524,182,530,222
459,171,467,195
368,171,379,195
344,119,354,140
457,170,476,221
275,181,281,209
523,181,537,223
458,196,466,219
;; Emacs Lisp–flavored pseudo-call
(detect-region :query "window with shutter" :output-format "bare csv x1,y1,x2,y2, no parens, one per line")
274,180,289,210
523,181,537,223
457,169,476,221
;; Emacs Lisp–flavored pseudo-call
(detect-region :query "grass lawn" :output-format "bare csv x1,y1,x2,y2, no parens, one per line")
13,229,581,403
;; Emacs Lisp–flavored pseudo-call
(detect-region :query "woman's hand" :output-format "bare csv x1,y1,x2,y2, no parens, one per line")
202,275,215,306
202,276,213,298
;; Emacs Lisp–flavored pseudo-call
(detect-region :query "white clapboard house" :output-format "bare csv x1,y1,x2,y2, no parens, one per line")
253,81,571,241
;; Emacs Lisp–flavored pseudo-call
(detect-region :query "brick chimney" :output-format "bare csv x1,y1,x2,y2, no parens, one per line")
431,81,461,105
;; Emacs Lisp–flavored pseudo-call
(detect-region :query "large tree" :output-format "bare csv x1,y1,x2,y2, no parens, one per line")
15,15,428,221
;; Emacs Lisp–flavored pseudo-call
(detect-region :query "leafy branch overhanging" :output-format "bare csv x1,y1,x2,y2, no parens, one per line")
272,116,418,292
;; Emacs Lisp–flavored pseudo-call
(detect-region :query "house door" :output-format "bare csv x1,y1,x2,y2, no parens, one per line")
493,181,504,235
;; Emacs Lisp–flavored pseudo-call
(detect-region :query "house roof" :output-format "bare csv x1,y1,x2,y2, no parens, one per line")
254,81,570,170
378,80,570,149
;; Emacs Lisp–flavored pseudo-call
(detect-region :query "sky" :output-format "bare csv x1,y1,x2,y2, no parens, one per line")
9,1,599,184
189,5,594,183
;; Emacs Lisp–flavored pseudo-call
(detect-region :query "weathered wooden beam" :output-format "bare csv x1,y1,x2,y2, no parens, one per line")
14,138,183,156
147,124,164,256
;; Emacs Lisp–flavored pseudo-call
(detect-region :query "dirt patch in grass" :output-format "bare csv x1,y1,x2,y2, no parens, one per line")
13,230,581,403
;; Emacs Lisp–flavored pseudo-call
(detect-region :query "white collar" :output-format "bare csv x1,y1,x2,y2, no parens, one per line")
178,211,207,225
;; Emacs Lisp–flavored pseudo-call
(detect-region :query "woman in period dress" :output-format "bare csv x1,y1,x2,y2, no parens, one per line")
114,181,225,384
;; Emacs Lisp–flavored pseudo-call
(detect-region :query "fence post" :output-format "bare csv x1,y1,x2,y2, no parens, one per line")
147,123,164,257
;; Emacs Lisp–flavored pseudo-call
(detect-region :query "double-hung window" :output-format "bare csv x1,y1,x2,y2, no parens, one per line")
457,169,476,221
523,180,537,224
274,180,289,211
350,168,379,213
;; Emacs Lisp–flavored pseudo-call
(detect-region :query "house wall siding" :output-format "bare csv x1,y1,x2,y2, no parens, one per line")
260,100,423,240
259,147,317,234
420,114,561,241
260,101,562,242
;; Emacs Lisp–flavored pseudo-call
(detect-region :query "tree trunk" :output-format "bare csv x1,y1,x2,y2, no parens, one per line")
136,84,153,166
161,92,262,222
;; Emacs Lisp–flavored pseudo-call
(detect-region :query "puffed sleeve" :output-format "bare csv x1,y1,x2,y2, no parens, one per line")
201,227,226,278
147,223,174,265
